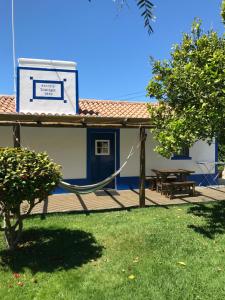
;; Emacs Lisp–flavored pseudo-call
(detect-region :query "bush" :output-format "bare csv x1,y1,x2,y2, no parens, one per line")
0,148,61,250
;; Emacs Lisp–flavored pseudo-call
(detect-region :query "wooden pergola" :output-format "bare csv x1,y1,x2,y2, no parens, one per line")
0,112,154,208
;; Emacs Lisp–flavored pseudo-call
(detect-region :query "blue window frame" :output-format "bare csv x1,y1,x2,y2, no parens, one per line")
171,146,192,160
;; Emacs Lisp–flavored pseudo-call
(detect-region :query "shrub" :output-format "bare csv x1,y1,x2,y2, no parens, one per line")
0,148,61,250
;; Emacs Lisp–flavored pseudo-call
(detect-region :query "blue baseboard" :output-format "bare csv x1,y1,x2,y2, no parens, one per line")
52,173,219,194
116,176,143,190
188,173,218,186
53,176,144,194
53,178,89,194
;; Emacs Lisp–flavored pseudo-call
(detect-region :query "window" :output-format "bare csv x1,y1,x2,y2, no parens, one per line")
171,146,191,160
95,140,110,155
178,147,189,157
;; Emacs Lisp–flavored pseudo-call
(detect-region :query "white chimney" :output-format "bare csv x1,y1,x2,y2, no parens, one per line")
17,58,78,115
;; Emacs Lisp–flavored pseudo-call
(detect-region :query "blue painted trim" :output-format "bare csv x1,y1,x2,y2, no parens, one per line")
55,176,144,194
53,172,220,194
171,156,192,160
215,140,218,162
86,128,120,187
32,79,64,100
53,178,88,194
188,173,218,186
16,66,78,113
171,147,191,160
115,129,120,184
118,174,219,189
16,67,20,112
214,139,219,181
117,176,147,190
76,70,79,113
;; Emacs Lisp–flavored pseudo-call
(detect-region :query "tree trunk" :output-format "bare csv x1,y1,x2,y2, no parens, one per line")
3,211,23,251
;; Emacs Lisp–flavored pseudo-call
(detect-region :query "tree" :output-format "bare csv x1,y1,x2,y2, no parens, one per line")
0,148,61,250
222,0,225,24
147,20,225,158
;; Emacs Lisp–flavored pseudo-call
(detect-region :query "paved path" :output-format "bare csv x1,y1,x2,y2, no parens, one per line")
21,186,225,215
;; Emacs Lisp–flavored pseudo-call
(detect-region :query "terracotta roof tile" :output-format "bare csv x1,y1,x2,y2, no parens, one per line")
79,98,149,118
0,95,151,119
0,95,15,113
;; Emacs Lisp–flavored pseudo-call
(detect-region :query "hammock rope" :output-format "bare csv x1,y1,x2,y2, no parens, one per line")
59,150,132,193
13,120,144,195
59,134,142,194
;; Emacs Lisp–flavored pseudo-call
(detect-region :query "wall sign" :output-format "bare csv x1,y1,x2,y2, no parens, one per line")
33,79,64,100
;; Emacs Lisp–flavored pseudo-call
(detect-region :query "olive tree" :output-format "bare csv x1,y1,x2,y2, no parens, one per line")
0,148,61,250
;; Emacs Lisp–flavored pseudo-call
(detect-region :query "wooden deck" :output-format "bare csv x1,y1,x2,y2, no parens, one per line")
22,186,225,215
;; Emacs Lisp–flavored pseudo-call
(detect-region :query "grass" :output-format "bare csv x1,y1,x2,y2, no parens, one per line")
1,201,225,299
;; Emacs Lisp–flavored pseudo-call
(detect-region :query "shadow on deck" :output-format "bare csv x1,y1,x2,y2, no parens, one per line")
21,186,225,216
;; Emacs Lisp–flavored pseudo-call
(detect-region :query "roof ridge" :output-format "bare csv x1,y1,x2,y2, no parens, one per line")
0,94,15,97
80,98,148,105
0,95,148,105
0,94,155,105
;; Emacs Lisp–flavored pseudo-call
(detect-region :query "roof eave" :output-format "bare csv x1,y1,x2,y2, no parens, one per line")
0,112,153,129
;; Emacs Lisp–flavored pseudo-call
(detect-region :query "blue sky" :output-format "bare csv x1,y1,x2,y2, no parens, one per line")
0,0,224,101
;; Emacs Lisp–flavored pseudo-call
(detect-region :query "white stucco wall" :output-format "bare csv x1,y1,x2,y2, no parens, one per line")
0,127,86,179
120,129,140,177
0,126,13,147
21,128,86,178
120,129,216,177
0,126,216,180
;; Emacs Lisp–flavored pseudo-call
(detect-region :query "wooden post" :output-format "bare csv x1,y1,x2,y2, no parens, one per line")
139,127,146,207
13,124,21,148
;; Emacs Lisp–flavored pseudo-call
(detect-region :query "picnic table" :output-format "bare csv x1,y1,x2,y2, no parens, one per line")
150,168,196,199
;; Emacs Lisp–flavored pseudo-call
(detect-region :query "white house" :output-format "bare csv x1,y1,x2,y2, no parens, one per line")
0,59,217,193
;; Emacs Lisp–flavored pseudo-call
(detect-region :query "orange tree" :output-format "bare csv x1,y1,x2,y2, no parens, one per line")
0,148,61,250
147,20,225,158
222,0,225,24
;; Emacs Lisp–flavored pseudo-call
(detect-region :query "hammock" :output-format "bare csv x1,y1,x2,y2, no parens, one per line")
59,142,137,194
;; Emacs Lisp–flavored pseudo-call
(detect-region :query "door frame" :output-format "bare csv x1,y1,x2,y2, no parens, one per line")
87,128,120,189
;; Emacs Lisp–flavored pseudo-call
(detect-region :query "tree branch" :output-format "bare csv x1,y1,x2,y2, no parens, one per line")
22,197,46,218
136,0,154,34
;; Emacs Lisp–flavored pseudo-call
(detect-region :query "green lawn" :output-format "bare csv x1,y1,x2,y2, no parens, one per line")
1,201,225,300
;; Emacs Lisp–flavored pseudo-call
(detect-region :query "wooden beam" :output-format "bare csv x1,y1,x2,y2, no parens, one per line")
0,121,155,129
0,112,152,126
13,124,20,148
139,127,146,207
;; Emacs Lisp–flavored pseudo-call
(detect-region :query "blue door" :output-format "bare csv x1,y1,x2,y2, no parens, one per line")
89,131,115,189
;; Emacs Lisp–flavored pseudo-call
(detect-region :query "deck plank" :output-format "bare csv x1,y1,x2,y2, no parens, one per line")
21,186,225,215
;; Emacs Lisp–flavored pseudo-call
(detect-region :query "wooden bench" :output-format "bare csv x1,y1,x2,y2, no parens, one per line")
156,180,196,199
155,176,177,193
146,176,158,190
146,176,177,191
157,182,172,195
169,181,196,199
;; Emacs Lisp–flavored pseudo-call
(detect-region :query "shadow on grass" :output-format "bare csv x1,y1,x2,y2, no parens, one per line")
0,227,103,274
187,201,225,239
